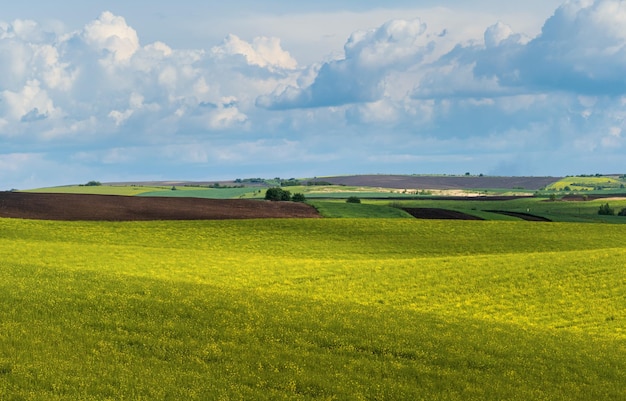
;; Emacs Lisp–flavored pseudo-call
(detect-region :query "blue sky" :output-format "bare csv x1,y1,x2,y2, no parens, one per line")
2,0,625,189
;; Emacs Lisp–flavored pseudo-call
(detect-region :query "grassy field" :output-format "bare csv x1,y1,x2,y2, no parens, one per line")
308,200,414,218
363,197,626,223
24,185,160,196
22,184,416,199
137,187,259,199
309,196,626,222
1,217,625,400
546,176,626,191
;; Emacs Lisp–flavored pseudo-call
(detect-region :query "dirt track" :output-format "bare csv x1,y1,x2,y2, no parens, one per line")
0,192,321,221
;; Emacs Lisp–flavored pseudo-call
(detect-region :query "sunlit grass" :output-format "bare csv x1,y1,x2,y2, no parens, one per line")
367,197,626,222
547,176,625,191
308,200,413,218
1,218,625,399
24,185,162,196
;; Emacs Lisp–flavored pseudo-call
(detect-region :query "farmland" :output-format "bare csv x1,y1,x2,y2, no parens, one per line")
20,174,626,224
1,217,625,400
366,197,626,223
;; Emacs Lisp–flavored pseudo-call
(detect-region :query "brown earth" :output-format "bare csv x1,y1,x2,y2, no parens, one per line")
0,192,321,221
402,207,552,221
484,210,552,222
312,175,560,190
401,208,484,220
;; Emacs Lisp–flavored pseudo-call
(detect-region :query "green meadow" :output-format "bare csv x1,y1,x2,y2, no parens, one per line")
547,176,625,191
364,197,626,223
24,185,158,196
1,217,625,400
137,187,258,199
308,200,414,218
24,185,264,199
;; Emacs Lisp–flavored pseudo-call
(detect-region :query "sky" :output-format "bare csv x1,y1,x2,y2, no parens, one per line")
1,0,625,189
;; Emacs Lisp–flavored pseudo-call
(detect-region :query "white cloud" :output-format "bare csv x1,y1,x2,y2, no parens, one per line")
258,18,436,109
601,126,623,147
347,100,399,124
108,92,159,127
6,19,41,41
81,11,139,65
212,34,297,70
205,103,248,130
484,21,524,48
475,0,626,94
1,79,58,122
0,11,297,146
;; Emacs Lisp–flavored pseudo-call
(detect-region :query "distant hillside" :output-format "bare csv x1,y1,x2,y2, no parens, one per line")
312,175,561,191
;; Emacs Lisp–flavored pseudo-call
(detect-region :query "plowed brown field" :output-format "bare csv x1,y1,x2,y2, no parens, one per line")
401,208,484,220
0,192,321,221
314,175,560,190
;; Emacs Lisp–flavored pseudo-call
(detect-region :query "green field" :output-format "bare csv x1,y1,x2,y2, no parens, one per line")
138,187,259,199
362,197,626,223
24,185,263,199
547,176,626,191
22,183,415,200
308,200,414,218
308,197,626,222
24,185,160,196
1,217,625,400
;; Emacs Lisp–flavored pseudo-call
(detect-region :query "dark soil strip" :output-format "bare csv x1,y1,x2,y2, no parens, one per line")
402,208,484,220
484,210,552,222
0,192,321,221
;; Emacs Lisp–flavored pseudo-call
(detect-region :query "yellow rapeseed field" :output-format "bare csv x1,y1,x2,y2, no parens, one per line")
0,218,625,400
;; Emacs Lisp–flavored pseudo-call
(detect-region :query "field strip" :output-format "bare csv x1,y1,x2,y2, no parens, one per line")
2,238,624,339
3,219,626,260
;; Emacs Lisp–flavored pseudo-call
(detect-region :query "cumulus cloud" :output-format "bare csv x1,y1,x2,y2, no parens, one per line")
257,18,435,109
81,11,140,65
0,10,300,144
1,79,57,123
398,0,626,161
475,0,626,94
212,34,297,70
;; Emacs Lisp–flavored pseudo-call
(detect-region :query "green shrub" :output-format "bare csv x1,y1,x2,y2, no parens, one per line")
346,196,361,204
265,187,292,201
292,193,306,202
618,208,626,216
598,203,614,216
